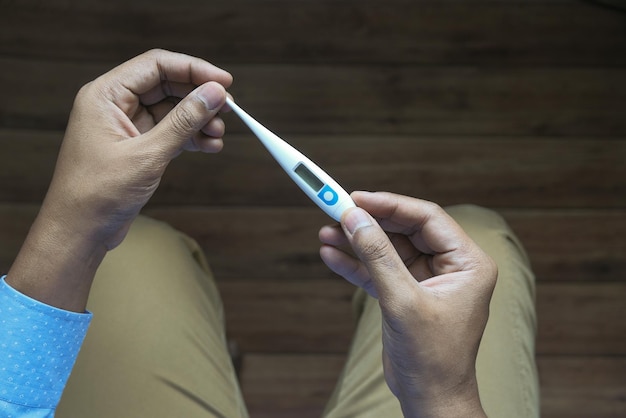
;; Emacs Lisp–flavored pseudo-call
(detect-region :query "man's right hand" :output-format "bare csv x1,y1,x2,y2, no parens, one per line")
319,191,496,417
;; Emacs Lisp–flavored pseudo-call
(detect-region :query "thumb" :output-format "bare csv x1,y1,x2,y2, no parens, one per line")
342,207,417,301
146,81,226,157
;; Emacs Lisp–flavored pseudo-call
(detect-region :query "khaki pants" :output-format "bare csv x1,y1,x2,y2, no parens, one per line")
57,205,539,417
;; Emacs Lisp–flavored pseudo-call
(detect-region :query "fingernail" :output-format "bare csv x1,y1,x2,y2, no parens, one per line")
197,82,225,111
344,208,373,235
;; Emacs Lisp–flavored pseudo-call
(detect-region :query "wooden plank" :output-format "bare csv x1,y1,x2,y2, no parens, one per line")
2,2,625,67
2,131,625,209
218,279,356,354
147,136,626,209
0,131,59,202
224,66,626,136
1,205,625,283
535,283,626,356
537,356,626,418
2,60,625,136
504,211,626,284
241,354,345,418
240,354,626,418
147,208,626,283
219,280,626,355
0,204,38,274
1,205,624,355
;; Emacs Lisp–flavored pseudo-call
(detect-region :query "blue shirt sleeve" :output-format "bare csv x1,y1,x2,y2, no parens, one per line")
0,275,92,417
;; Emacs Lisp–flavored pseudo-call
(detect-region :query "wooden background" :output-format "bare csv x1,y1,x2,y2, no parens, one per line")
1,0,625,416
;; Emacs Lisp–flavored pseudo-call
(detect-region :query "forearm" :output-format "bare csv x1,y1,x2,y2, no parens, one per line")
6,205,107,313
6,51,230,314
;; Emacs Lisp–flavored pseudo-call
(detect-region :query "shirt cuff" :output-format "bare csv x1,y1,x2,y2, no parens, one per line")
0,275,92,409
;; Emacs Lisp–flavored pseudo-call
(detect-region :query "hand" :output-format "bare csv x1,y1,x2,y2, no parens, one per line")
46,49,232,249
8,49,232,311
319,191,496,418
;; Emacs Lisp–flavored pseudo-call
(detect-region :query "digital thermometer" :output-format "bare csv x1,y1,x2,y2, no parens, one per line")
226,97,356,221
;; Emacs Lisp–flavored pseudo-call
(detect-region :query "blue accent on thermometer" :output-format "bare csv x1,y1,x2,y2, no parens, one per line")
226,97,355,221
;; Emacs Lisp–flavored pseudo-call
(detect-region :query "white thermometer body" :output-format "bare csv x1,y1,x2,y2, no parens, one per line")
226,97,355,221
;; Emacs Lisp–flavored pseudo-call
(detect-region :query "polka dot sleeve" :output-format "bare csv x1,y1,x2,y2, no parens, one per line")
0,275,92,416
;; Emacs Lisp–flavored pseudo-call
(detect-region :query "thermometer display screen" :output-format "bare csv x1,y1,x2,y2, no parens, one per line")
294,162,324,192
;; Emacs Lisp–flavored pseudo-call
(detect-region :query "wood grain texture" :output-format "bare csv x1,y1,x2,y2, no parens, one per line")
2,59,626,135
537,356,626,418
147,208,626,283
218,279,355,354
1,205,624,283
2,131,625,209
1,0,625,415
2,1,625,66
218,279,626,356
240,355,626,418
2,206,624,356
535,283,626,356
241,354,345,418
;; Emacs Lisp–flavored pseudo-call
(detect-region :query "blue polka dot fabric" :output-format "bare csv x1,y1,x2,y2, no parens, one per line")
0,275,92,416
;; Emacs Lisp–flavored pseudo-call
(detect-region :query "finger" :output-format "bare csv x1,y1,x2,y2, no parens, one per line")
139,81,196,106
184,133,224,153
132,105,163,134
145,100,178,126
319,224,349,247
351,191,472,255
98,49,232,116
388,233,422,267
201,115,226,138
142,81,226,158
353,191,495,279
144,100,226,153
319,224,354,261
341,207,421,301
319,245,378,298
319,222,423,273
220,92,235,113
109,49,232,95
320,224,420,267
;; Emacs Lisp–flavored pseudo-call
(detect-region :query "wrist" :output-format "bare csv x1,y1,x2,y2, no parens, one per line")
397,376,486,418
7,204,108,312
401,397,486,418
